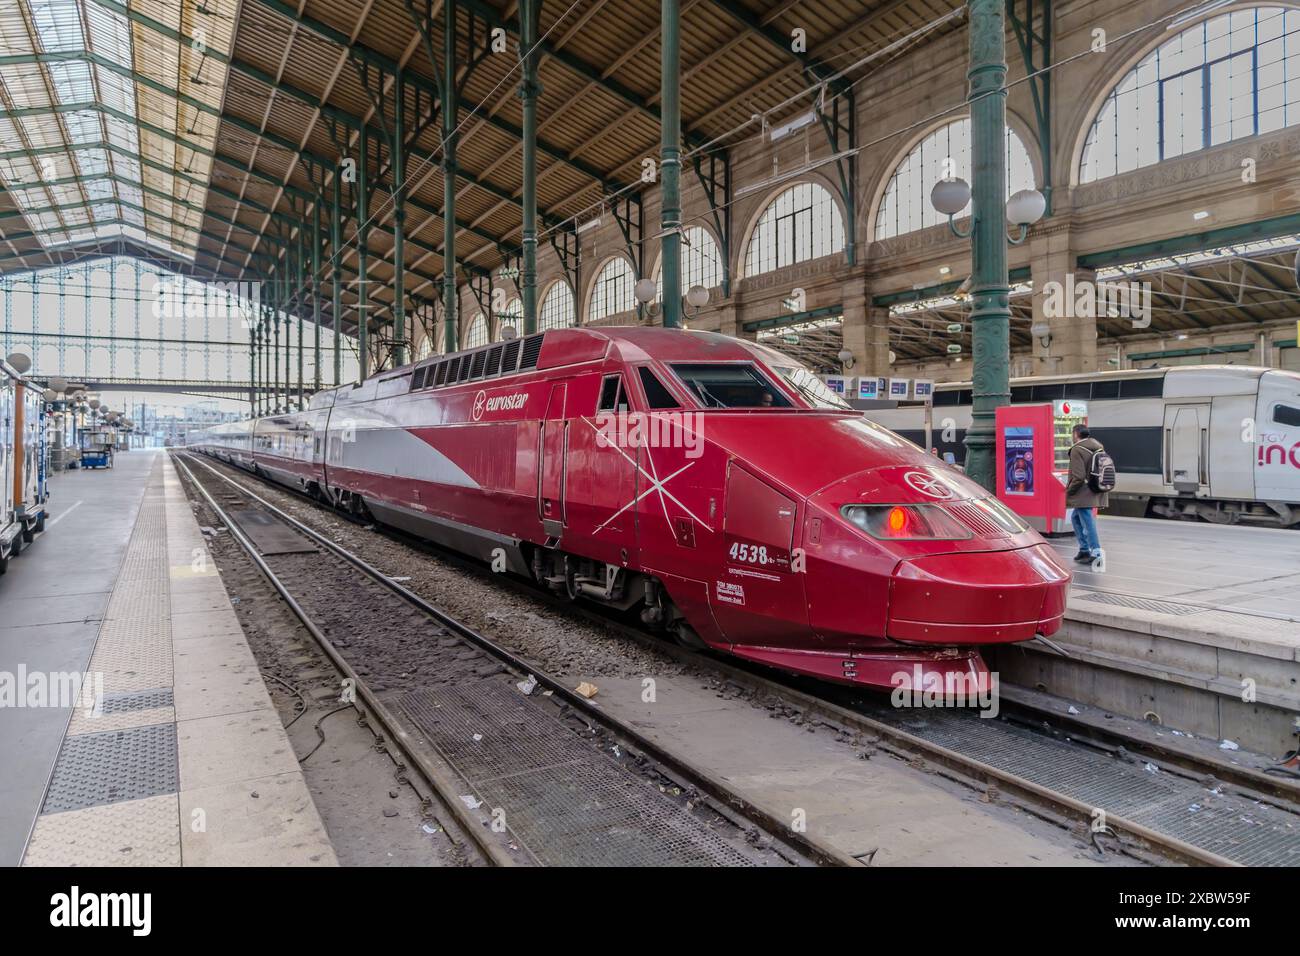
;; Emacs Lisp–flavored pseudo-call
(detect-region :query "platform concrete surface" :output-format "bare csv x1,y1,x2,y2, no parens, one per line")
1025,516,1300,755
2,449,336,867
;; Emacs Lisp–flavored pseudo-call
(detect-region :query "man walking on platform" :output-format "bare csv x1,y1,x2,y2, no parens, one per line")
1066,424,1112,564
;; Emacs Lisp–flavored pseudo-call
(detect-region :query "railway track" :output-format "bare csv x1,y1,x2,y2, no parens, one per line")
178,451,1300,867
173,452,849,868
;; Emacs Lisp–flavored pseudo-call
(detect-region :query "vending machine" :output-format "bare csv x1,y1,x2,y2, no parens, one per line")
995,402,1088,535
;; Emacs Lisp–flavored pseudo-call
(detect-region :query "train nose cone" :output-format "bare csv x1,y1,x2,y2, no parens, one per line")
886,543,1071,645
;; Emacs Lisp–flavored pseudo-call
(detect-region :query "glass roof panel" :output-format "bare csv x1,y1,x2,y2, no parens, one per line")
0,0,237,261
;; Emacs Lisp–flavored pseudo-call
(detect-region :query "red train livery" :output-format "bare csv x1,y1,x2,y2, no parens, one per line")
190,327,1071,692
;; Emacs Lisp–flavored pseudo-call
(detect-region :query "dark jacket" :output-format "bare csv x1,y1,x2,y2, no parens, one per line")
1066,436,1109,509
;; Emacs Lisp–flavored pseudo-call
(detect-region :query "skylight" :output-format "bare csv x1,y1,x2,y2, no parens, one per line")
0,0,236,259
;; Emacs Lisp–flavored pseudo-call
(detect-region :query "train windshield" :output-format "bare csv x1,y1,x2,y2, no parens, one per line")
772,365,853,410
669,363,794,409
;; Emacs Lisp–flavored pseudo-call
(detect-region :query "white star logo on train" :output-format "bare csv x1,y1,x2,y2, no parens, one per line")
582,417,713,537
904,471,952,499
472,390,486,421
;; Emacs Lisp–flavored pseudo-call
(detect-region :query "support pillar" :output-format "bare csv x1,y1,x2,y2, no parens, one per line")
841,295,891,377
964,0,1012,491
443,0,459,353
1030,232,1098,376
332,175,343,386
313,198,322,392
296,223,305,407
357,127,370,381
660,0,682,329
392,70,407,367
520,0,540,334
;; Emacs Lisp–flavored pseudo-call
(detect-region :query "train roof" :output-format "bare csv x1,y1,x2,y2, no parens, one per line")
930,364,1285,391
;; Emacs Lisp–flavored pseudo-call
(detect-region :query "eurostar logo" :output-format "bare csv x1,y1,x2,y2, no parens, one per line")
472,390,486,421
904,470,952,499
582,417,713,538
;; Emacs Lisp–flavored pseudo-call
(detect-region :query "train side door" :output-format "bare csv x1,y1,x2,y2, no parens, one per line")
538,382,568,537
1163,403,1210,495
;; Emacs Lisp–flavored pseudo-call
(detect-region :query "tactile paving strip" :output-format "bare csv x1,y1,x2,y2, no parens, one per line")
399,680,756,866
100,687,174,715
41,719,178,814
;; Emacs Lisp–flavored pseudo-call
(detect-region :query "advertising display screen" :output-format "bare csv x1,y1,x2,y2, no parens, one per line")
1003,426,1035,495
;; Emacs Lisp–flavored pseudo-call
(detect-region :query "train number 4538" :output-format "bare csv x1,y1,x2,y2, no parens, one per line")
729,541,771,565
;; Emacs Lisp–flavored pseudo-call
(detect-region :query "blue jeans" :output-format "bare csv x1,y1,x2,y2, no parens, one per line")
1070,507,1100,557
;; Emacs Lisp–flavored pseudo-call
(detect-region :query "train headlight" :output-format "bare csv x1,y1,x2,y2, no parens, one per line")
841,504,973,541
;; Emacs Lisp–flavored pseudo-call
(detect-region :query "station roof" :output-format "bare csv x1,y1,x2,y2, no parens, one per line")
0,0,965,337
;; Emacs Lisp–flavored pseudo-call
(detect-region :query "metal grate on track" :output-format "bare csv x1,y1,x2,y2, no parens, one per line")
875,705,1300,866
1078,591,1204,617
399,679,759,867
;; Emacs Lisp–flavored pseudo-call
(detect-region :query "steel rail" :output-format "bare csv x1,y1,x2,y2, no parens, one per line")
175,452,853,868
171,453,524,867
181,451,1248,867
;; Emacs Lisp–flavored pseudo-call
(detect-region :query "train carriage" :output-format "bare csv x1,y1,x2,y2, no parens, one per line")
192,327,1072,692
866,366,1300,528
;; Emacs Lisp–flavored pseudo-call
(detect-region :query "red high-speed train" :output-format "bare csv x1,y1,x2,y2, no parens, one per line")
190,327,1071,692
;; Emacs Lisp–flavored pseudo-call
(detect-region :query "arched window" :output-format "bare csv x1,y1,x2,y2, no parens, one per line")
1081,7,1300,182
744,182,844,277
654,226,724,300
875,118,1035,239
464,312,488,348
539,281,575,330
588,256,636,322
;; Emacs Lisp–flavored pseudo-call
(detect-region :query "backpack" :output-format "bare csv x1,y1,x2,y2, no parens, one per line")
1087,446,1116,493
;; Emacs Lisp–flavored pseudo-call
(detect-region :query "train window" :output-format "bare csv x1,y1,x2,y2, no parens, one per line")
598,375,628,412
1063,382,1091,399
1119,377,1164,398
1010,386,1033,402
669,363,793,409
773,365,851,409
1091,380,1120,399
1031,383,1064,400
932,390,961,407
1273,403,1300,427
638,366,680,409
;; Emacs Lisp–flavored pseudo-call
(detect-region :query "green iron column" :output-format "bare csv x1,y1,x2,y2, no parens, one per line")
296,224,305,408
357,127,370,380
393,71,407,367
963,0,1012,491
520,0,540,334
660,0,682,329
313,198,322,392
272,295,281,413
442,0,458,353
332,175,343,386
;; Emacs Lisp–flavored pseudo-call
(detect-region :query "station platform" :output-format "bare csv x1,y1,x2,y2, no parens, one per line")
995,516,1300,756
0,449,336,866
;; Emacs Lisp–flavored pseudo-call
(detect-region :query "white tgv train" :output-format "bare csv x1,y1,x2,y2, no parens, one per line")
865,366,1300,528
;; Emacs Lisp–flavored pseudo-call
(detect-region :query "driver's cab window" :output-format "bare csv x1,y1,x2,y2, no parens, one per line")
1272,403,1300,427
598,374,629,412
